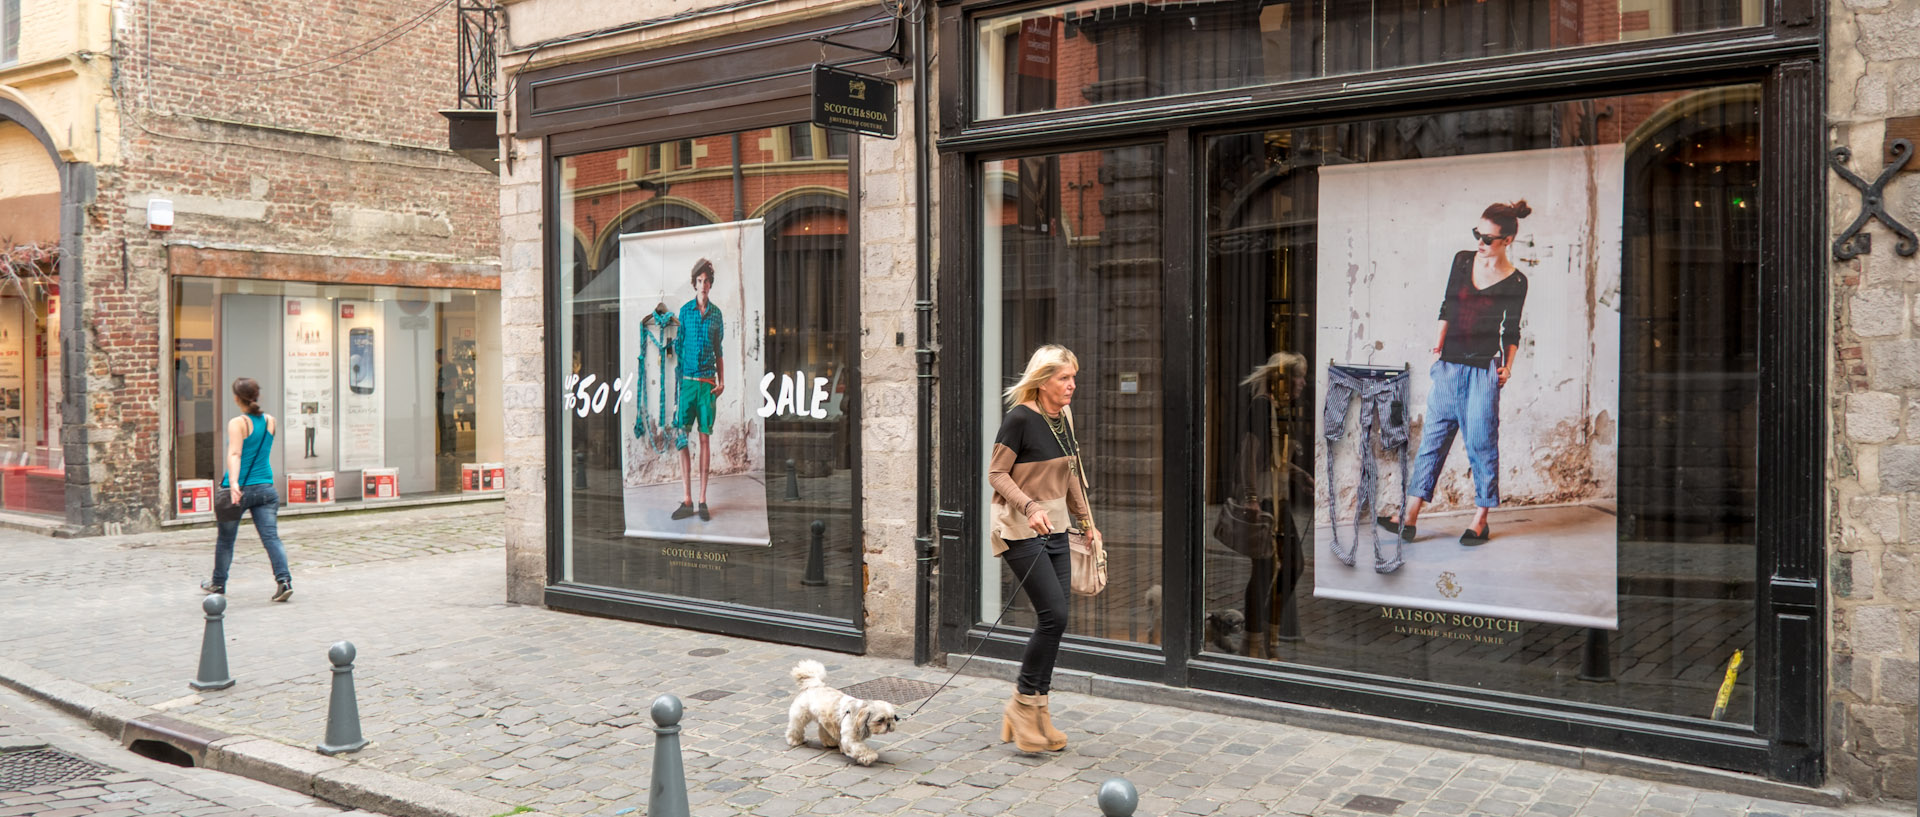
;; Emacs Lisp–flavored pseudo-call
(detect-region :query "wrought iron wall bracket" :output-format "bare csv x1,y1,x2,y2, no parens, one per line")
1830,138,1916,261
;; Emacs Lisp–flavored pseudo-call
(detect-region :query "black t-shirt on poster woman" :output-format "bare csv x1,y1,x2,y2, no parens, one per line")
1436,249,1529,366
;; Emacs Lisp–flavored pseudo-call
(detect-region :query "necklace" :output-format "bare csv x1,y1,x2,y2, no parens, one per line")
1040,409,1084,488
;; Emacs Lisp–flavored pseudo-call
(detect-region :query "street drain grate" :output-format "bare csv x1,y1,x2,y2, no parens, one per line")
688,648,729,658
688,689,734,702
1342,794,1404,815
836,677,943,705
0,748,117,790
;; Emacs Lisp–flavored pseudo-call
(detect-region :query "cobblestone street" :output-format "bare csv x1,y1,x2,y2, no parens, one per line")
0,680,381,816
0,503,1903,817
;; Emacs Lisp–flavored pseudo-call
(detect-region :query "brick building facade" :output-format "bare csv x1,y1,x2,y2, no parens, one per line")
2,0,500,533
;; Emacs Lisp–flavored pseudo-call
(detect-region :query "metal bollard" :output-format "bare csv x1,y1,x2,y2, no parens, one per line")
189,595,236,691
785,458,800,501
1097,777,1139,817
317,641,369,755
649,694,690,817
801,519,827,586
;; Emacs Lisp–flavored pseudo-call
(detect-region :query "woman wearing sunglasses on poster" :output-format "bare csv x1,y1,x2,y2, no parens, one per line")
1379,200,1531,546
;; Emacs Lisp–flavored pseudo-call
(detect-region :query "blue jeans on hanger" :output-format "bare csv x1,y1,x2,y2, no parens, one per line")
1322,364,1411,573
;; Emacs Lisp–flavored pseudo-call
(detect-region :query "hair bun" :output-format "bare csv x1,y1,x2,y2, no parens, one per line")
1512,199,1532,219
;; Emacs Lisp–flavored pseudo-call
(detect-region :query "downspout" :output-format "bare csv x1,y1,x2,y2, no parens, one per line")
910,6,937,666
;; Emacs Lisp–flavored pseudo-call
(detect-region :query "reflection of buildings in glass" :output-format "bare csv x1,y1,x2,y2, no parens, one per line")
563,127,853,480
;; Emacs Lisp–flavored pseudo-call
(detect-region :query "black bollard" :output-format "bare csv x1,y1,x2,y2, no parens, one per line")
801,519,827,586
1097,777,1140,817
649,694,690,817
189,595,236,691
785,458,800,501
317,641,369,755
1578,628,1613,682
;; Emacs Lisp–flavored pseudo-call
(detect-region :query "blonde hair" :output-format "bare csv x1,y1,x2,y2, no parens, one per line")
1004,344,1080,410
1241,352,1306,398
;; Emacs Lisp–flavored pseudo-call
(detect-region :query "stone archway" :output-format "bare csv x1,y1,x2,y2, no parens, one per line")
0,96,94,531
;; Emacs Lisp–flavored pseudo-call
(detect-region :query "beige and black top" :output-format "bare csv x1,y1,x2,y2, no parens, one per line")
987,404,1093,556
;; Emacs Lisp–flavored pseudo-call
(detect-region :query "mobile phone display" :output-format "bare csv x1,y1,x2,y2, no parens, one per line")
349,328,375,395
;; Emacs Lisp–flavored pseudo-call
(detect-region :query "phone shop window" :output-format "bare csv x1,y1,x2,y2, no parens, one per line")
170,278,504,514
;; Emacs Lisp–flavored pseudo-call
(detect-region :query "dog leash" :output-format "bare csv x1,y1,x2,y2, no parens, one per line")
903,538,1049,720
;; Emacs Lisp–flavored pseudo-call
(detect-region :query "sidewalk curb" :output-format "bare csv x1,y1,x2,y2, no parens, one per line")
0,658,542,817
961,655,1849,808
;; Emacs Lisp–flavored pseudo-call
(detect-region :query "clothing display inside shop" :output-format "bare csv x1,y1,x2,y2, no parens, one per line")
633,306,686,456
1321,363,1411,574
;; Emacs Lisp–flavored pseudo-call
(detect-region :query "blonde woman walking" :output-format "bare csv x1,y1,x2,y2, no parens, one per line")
987,344,1100,753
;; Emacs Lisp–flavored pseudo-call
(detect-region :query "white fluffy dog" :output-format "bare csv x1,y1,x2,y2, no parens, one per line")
785,660,898,766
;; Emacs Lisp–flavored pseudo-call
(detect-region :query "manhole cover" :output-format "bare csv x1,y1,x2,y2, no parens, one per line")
0,748,117,790
688,648,728,658
836,677,943,705
688,689,734,702
1343,794,1404,815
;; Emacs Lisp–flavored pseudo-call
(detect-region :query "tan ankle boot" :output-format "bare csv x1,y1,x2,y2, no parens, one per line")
1034,694,1068,751
999,692,1050,752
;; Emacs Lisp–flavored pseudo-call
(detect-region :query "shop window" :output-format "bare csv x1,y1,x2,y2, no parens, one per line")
974,0,1762,119
788,126,815,161
555,126,859,623
169,279,503,511
0,0,17,66
0,270,63,517
979,146,1166,645
1198,86,1759,721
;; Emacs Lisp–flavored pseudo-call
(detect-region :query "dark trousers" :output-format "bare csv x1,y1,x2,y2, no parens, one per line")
1003,532,1072,695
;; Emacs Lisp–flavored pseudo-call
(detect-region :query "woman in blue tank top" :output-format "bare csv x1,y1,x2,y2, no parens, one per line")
199,378,294,602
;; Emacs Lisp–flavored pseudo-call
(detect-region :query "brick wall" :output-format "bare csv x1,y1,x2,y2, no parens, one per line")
68,0,499,531
1828,0,1920,800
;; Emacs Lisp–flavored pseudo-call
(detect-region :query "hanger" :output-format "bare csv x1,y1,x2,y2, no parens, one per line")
1330,357,1409,375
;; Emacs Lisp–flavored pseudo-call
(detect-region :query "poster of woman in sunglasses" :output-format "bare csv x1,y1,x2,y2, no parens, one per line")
1312,145,1625,630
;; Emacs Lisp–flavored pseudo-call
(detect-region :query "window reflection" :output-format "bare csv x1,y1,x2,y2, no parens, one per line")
1202,87,1760,722
981,146,1166,645
976,0,1759,118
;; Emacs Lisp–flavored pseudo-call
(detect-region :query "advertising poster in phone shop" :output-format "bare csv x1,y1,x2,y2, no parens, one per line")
617,221,770,547
1311,145,1624,630
337,300,385,472
283,298,334,469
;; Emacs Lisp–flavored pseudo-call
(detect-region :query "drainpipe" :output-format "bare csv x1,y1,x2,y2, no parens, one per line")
910,5,937,667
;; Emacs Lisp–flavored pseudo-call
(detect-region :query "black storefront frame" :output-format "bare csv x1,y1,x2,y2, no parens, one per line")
529,10,899,653
935,0,1826,784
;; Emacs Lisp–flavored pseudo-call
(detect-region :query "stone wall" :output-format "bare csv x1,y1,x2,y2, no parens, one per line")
1828,0,1920,800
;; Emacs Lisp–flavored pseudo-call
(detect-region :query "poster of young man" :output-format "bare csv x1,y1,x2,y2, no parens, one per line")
618,221,770,547
283,298,334,467
1311,145,1624,630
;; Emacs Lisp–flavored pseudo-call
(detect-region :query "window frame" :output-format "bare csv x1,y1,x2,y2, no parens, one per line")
935,0,1824,784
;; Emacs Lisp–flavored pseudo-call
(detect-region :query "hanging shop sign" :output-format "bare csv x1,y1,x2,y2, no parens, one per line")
811,64,897,139
1311,145,1625,630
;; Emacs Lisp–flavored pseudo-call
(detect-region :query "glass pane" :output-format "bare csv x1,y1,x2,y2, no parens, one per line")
557,126,860,622
166,278,502,512
1202,87,1759,721
981,146,1165,645
975,0,1760,119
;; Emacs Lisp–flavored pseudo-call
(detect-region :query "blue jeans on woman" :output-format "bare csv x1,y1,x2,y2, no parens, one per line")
212,484,291,586
1410,360,1501,507
1002,532,1071,695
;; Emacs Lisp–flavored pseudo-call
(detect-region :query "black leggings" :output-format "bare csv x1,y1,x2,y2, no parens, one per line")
1003,532,1072,695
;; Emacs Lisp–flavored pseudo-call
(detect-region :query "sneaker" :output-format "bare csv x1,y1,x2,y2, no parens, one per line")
697,503,711,521
670,502,696,520
199,580,226,595
271,581,294,602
